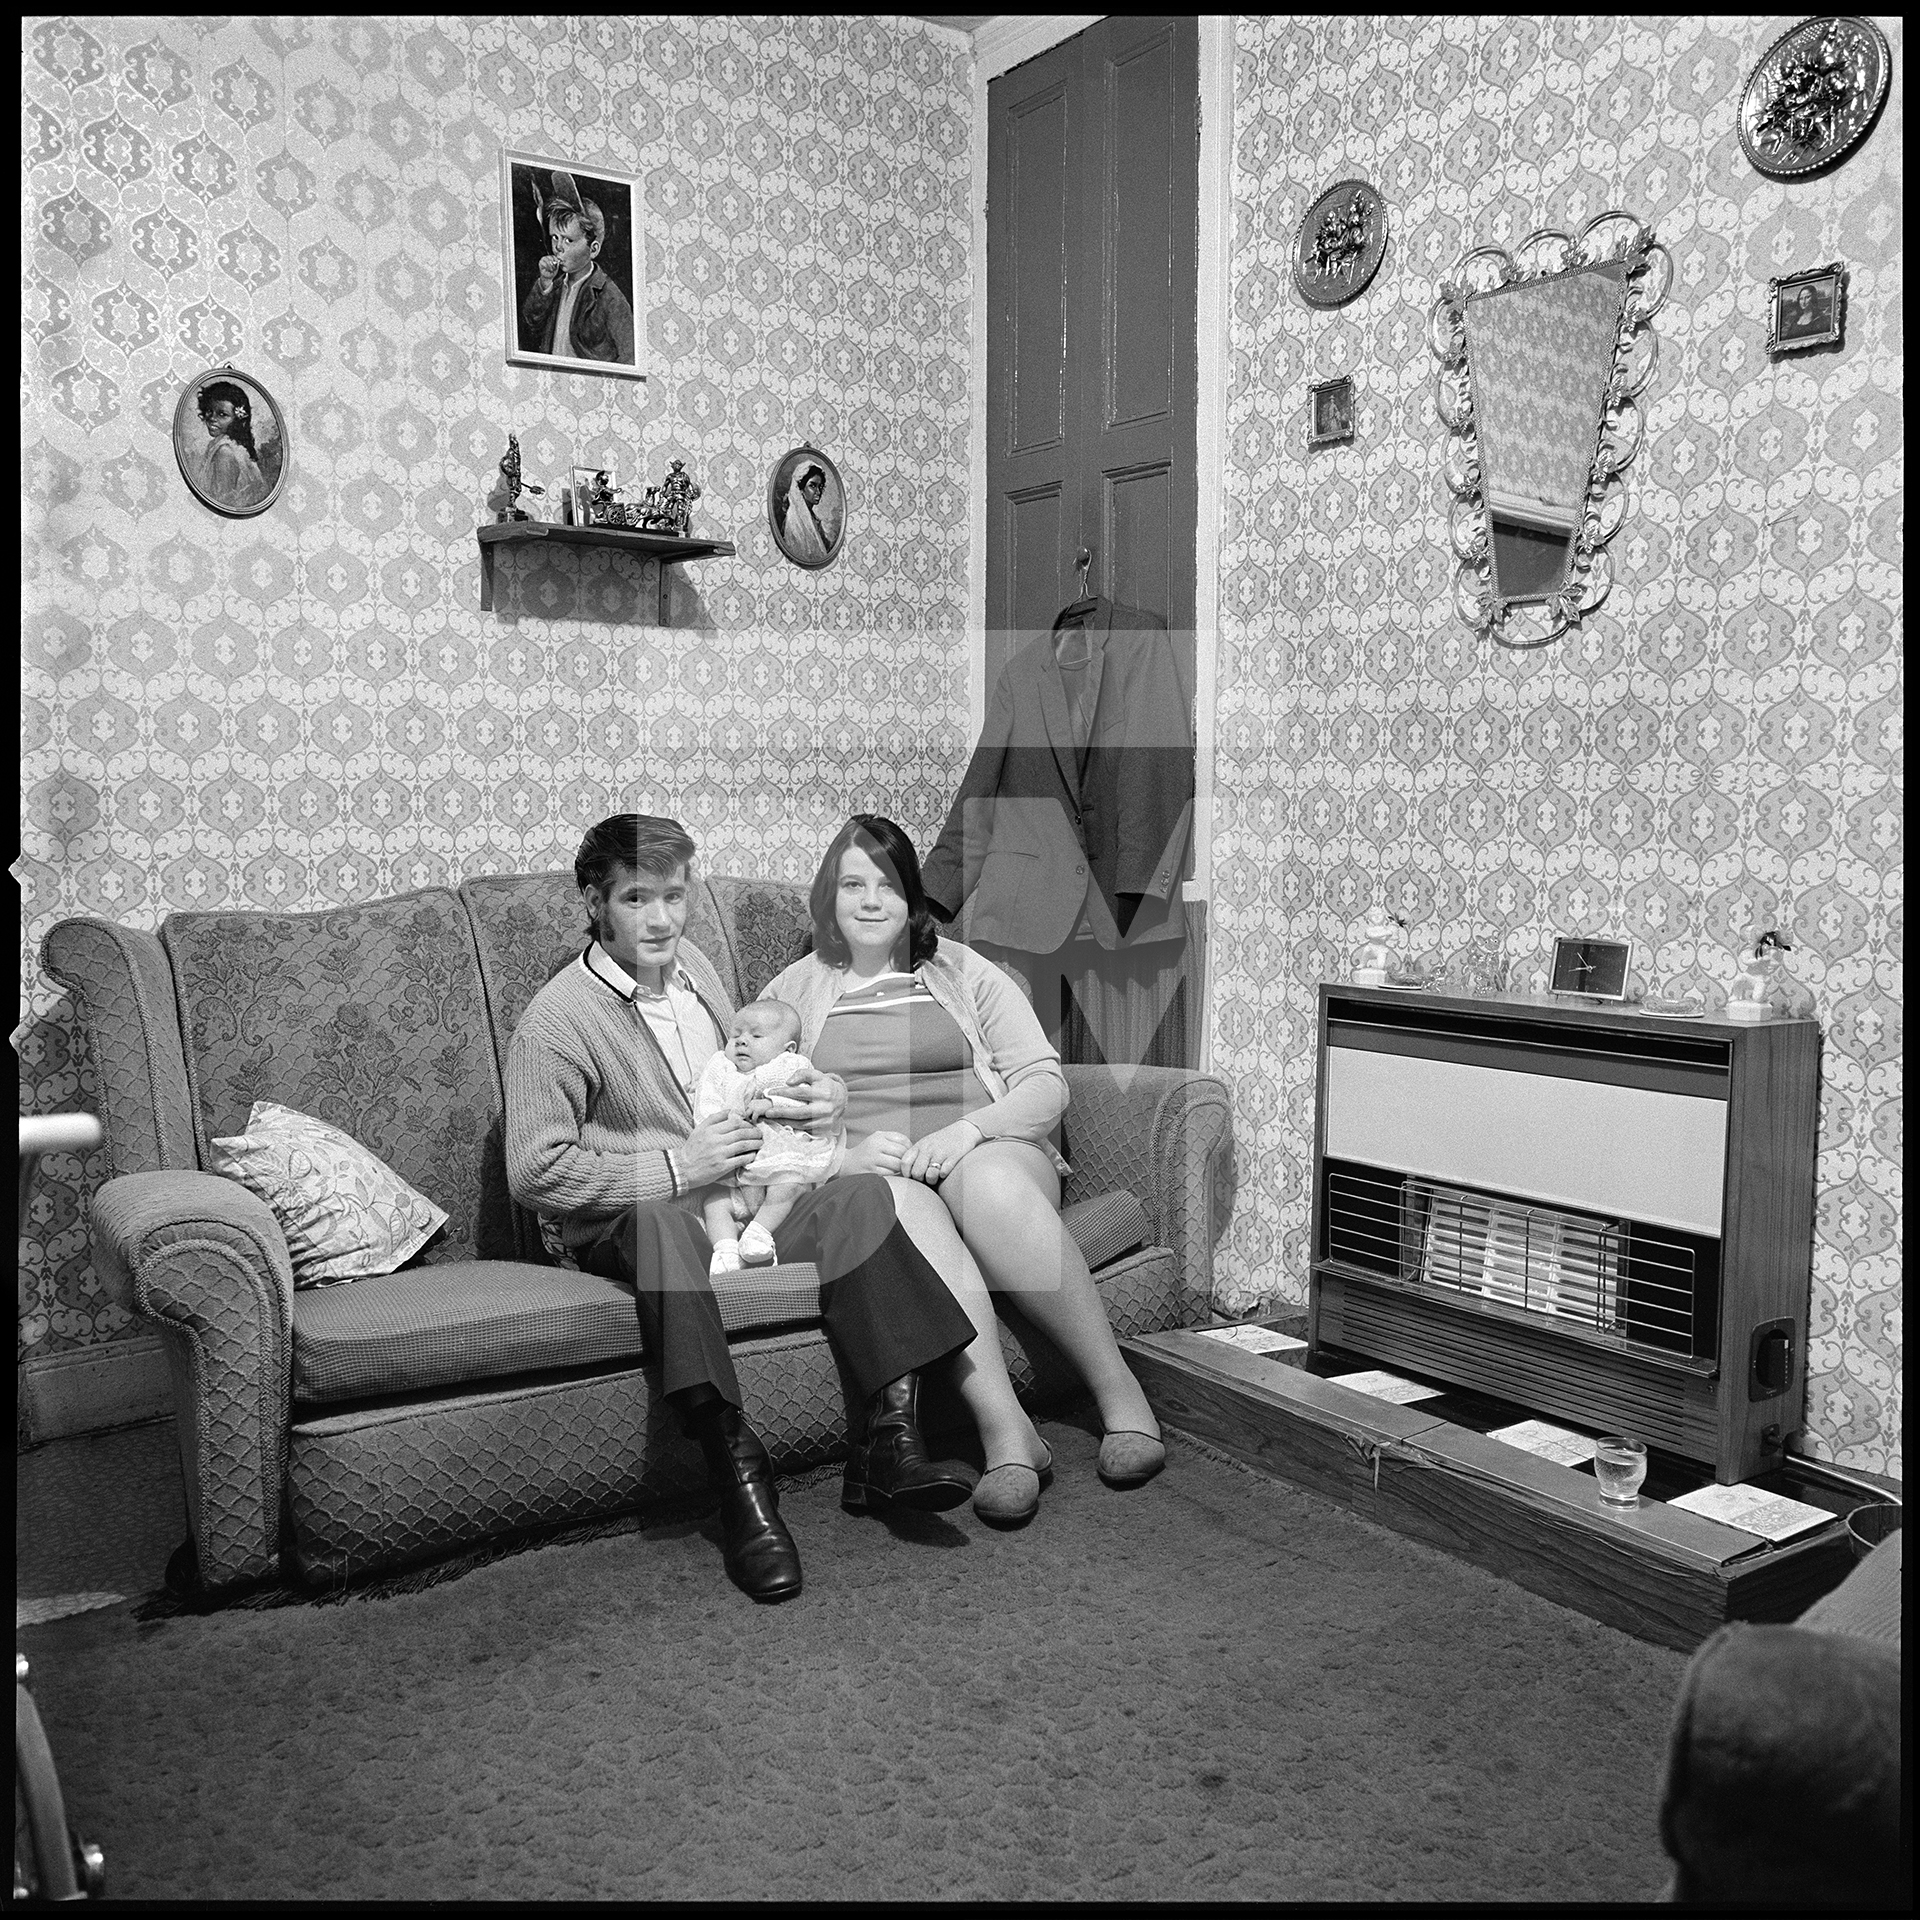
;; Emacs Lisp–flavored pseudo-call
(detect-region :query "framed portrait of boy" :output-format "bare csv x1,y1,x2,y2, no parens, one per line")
501,148,644,380
171,363,288,518
1766,262,1847,356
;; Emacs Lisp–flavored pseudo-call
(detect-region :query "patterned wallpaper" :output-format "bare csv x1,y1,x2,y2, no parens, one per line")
1208,16,1903,1473
19,16,976,1363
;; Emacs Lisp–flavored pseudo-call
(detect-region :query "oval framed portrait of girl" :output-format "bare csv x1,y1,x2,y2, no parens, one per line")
768,445,846,570
171,364,289,518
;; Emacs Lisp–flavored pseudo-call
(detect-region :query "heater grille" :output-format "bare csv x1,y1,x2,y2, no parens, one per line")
1324,1165,1699,1353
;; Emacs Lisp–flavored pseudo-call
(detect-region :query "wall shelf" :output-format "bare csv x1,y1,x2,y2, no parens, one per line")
475,521,737,623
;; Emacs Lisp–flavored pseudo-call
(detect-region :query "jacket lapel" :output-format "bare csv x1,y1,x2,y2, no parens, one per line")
1042,596,1112,798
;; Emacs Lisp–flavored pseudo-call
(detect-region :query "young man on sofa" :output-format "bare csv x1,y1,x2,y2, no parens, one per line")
504,813,980,1604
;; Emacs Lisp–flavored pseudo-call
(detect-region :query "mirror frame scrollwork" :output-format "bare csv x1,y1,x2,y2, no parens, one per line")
1429,211,1673,649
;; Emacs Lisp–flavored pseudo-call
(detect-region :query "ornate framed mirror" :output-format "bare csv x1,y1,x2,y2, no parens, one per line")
1429,211,1673,648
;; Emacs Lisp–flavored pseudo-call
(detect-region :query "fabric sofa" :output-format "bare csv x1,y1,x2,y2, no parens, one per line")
41,869,1232,1594
1658,1526,1905,1907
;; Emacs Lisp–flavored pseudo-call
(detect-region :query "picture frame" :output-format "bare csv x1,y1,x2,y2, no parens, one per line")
171,363,288,518
567,466,615,527
768,446,847,570
1307,375,1356,449
1766,262,1847,356
501,147,644,380
1549,936,1634,1002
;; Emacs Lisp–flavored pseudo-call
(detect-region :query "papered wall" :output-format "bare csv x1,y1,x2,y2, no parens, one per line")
1210,16,1902,1472
19,16,974,1363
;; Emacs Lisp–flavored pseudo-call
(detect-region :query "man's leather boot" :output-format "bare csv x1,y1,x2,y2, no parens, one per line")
841,1372,977,1514
690,1402,802,1602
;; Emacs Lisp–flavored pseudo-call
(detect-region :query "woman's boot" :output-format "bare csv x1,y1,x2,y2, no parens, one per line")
841,1372,976,1514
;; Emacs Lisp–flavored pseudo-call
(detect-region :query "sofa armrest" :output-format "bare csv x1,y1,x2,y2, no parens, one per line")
1658,1621,1905,1908
91,1172,295,1590
1060,1066,1232,1319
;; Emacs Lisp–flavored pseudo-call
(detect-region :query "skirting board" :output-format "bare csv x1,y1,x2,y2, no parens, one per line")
19,1334,172,1446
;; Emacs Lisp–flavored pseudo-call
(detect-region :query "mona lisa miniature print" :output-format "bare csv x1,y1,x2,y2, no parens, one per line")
171,365,289,519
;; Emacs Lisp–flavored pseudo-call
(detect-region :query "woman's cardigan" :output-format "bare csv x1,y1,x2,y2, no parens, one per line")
761,938,1071,1176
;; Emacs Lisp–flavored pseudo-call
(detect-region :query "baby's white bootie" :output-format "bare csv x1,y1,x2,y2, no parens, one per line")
738,1222,778,1266
708,1239,743,1274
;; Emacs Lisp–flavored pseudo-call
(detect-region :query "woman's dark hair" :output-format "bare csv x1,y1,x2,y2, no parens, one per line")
807,815,940,972
575,814,696,932
196,379,259,460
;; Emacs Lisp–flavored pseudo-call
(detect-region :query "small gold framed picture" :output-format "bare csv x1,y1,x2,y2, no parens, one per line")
1307,374,1355,449
1766,263,1846,356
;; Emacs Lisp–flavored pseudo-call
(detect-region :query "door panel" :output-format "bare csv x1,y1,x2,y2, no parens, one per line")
1103,461,1173,646
1105,31,1178,429
1007,82,1070,456
1007,484,1067,644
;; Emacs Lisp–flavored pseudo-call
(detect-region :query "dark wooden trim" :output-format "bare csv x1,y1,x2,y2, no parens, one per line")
1128,1331,1854,1654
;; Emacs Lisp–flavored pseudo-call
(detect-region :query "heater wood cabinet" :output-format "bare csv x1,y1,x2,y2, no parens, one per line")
1308,985,1820,1485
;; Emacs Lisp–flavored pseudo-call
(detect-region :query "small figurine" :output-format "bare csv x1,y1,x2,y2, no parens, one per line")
646,459,701,536
486,433,545,522
1724,929,1813,1022
1352,911,1406,987
1437,938,1507,999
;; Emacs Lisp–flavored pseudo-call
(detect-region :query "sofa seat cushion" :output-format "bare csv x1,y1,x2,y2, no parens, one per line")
292,1187,1161,1405
292,1261,648,1405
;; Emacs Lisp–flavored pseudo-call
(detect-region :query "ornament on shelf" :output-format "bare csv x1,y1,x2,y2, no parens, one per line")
647,458,701,536
1351,911,1406,987
1724,929,1814,1023
486,433,546,523
1436,937,1508,999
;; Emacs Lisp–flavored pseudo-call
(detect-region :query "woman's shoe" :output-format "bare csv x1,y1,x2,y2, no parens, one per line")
1033,1441,1054,1485
973,1462,1041,1528
1097,1429,1166,1489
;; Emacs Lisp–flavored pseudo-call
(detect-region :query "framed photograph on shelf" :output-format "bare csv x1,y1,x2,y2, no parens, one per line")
1549,936,1633,1002
567,466,614,526
1307,374,1356,449
171,363,288,518
768,445,847,569
501,148,643,379
1766,262,1847,355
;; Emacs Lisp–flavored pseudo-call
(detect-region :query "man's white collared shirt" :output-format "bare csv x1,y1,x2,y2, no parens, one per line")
580,944,720,1104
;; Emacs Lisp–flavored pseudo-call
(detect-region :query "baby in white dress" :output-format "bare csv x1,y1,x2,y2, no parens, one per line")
694,999,839,1273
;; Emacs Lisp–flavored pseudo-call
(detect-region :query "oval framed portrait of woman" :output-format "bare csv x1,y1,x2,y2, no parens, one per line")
171,364,289,518
767,445,846,570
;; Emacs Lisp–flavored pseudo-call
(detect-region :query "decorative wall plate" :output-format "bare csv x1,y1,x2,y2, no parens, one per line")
1293,179,1388,308
1738,16,1891,180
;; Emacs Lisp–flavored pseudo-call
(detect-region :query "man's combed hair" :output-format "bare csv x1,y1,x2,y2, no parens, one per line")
807,815,940,972
575,814,696,906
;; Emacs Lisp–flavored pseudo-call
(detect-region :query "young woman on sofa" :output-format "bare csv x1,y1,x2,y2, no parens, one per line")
762,814,1167,1527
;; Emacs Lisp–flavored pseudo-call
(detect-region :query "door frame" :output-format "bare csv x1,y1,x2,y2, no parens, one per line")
964,13,1231,1068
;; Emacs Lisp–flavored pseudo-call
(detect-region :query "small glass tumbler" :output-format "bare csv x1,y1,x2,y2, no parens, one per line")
1594,1435,1649,1505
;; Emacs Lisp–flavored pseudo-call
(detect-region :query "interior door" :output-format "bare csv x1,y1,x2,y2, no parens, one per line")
984,17,1201,1069
985,16,1198,698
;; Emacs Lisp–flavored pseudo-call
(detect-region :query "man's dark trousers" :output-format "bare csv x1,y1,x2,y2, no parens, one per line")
579,1173,975,1413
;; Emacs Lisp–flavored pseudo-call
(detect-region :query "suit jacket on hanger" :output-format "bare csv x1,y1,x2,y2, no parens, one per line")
922,598,1193,953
